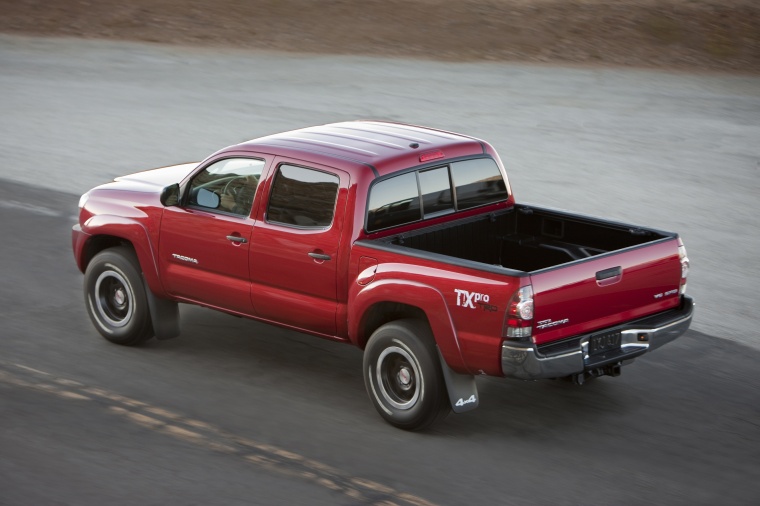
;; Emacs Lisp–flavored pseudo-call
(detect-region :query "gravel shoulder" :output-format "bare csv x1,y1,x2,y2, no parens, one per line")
1,0,758,73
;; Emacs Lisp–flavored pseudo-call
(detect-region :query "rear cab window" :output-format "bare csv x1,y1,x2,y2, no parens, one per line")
366,157,508,233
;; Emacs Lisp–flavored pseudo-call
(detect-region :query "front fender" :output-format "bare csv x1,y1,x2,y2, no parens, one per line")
349,279,470,374
81,214,164,297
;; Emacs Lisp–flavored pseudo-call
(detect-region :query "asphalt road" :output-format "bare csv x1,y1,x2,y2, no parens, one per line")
1,35,759,505
1,35,759,350
1,179,759,505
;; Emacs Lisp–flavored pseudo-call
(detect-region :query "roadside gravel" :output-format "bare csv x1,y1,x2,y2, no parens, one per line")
1,0,758,72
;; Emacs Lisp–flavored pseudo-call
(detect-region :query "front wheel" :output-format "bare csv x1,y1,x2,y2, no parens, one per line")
84,247,153,346
363,319,450,430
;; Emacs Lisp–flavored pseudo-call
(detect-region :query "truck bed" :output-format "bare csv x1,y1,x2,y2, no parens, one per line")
375,204,672,273
366,204,683,347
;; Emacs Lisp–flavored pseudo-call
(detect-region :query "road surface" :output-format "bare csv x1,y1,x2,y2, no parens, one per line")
1,35,759,505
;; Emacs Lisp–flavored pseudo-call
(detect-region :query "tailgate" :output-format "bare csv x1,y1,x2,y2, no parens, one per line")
529,239,682,346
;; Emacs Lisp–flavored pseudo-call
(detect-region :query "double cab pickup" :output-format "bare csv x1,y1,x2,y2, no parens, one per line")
72,121,693,430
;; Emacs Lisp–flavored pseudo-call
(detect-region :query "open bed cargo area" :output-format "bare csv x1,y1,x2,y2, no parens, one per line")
380,205,672,273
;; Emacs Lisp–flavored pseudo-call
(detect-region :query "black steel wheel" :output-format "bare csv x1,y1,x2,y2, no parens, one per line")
84,247,153,346
363,319,449,430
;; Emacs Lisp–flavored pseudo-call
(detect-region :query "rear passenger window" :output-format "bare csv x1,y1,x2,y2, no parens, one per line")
267,165,339,228
366,157,508,232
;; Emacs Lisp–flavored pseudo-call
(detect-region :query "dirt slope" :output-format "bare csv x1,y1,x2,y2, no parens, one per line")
1,0,758,72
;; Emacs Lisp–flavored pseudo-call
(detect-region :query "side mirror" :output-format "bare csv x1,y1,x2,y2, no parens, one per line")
160,183,180,207
196,188,220,209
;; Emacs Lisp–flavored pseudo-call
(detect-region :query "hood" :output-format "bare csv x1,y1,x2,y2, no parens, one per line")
109,162,198,192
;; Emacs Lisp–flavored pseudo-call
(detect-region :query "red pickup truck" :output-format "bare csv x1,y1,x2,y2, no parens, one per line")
72,121,693,430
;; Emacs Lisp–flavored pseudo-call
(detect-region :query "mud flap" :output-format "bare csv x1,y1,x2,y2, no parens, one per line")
143,278,180,340
437,347,479,413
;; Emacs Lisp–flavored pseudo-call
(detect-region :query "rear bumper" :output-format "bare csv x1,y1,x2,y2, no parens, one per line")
501,295,694,380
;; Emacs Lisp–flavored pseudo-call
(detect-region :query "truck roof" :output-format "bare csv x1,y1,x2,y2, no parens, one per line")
228,121,488,177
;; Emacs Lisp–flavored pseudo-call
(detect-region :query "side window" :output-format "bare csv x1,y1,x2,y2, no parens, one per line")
366,172,420,232
188,158,265,216
267,165,339,228
450,158,508,210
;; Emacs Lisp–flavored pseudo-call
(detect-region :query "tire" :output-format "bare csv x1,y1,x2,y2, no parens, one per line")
84,247,153,346
363,319,450,430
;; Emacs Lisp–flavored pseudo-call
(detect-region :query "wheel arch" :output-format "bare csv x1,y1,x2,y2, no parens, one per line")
357,301,427,346
350,280,469,373
78,215,164,296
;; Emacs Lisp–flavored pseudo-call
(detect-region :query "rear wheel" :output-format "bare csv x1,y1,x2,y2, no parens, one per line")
84,247,153,346
363,319,450,430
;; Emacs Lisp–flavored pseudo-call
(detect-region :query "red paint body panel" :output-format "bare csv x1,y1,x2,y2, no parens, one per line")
72,121,689,379
346,252,518,375
530,240,682,345
159,206,254,315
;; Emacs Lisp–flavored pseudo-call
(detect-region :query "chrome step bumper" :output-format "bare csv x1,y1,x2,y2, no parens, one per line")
501,296,695,380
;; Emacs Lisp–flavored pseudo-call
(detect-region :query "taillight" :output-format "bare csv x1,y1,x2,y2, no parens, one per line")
678,238,689,295
504,284,534,340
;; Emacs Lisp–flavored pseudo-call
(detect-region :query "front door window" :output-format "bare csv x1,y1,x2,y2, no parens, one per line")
188,158,265,217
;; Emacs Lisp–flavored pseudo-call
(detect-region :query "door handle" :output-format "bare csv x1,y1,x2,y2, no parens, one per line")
227,235,248,244
596,266,622,286
308,252,332,261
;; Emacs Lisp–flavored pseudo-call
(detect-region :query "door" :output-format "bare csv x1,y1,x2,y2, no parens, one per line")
249,160,348,335
158,156,268,315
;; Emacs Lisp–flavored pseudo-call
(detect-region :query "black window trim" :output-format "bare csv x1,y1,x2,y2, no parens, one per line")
364,154,508,234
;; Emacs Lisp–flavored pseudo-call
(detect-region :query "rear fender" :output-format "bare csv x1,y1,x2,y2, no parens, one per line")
350,279,470,374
